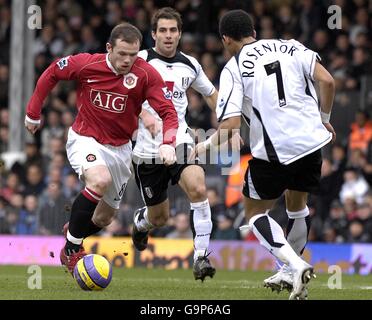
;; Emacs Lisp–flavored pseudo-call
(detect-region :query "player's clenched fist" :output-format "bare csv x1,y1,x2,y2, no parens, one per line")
159,144,176,166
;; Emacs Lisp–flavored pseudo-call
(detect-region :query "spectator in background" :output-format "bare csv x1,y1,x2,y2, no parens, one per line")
0,64,9,107
346,219,370,242
48,151,70,178
10,140,44,185
0,196,10,234
23,164,45,197
348,110,372,153
275,5,298,38
0,5,11,64
345,47,372,90
38,182,70,235
0,124,8,152
166,212,193,239
310,30,330,66
185,90,212,131
33,24,64,62
78,25,100,53
354,201,372,237
343,196,358,221
349,8,369,46
101,215,129,237
41,109,64,157
322,199,348,242
62,172,81,203
316,159,340,221
212,213,240,240
331,143,347,174
339,167,369,205
296,0,324,44
16,195,38,235
5,193,24,234
0,107,8,123
0,172,23,203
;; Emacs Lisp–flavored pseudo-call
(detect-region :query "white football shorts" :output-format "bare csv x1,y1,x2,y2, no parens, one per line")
66,128,132,209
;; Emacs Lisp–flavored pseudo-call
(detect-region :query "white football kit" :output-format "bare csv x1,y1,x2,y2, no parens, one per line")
133,48,215,159
216,39,332,164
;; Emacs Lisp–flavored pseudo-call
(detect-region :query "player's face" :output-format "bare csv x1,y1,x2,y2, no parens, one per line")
107,39,140,74
152,18,181,58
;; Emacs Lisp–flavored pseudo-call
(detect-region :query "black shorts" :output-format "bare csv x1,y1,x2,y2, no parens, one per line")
133,144,202,206
243,150,322,200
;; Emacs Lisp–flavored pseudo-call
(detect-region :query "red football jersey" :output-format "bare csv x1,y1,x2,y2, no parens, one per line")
26,53,178,146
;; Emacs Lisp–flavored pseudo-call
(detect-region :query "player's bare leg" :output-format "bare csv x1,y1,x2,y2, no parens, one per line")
242,196,314,299
91,200,118,230
61,165,112,274
132,199,169,251
178,165,215,281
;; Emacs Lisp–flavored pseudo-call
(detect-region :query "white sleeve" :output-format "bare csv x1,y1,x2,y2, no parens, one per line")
216,61,243,122
191,63,215,97
290,39,321,81
137,49,148,60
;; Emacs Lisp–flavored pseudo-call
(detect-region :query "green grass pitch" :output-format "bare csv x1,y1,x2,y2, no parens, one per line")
1,266,372,300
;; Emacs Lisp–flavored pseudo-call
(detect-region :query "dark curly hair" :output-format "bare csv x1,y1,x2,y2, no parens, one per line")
219,9,254,41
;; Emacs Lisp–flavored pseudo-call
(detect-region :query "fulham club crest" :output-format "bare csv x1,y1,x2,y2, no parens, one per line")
145,187,153,199
123,73,138,89
181,77,190,89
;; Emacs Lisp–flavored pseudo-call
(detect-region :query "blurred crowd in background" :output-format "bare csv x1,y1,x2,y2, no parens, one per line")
1,0,372,243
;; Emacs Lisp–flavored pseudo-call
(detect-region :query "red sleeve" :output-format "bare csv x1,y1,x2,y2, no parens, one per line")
144,67,178,146
26,54,90,121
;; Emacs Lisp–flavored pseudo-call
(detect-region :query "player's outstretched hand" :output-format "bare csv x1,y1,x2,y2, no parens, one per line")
323,122,336,143
159,144,176,166
24,117,41,135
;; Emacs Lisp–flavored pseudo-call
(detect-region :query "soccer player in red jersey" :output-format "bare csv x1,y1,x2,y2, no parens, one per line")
25,23,178,274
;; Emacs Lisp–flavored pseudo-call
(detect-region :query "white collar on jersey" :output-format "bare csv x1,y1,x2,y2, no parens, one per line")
106,53,119,76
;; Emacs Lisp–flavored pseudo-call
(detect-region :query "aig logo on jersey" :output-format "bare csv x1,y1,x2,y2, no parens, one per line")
90,89,128,113
123,73,138,89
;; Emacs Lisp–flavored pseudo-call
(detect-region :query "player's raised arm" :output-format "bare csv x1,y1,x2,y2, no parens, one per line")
25,54,88,134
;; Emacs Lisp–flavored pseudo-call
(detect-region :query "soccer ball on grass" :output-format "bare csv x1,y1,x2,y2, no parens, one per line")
73,254,112,291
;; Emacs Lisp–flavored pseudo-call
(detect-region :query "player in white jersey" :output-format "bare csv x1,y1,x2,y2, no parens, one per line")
131,7,218,281
192,10,336,299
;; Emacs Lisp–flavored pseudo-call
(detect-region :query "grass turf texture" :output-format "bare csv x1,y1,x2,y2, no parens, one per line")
1,266,372,300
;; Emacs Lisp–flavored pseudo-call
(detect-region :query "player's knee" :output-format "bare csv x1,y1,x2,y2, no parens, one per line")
188,184,207,201
89,174,112,193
